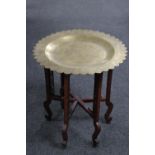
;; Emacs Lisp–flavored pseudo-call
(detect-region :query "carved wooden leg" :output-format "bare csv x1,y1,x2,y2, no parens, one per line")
92,73,103,146
104,69,113,124
62,74,70,145
60,73,64,109
43,68,53,121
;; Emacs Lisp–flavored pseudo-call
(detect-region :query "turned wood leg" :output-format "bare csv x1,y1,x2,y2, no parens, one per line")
43,68,53,121
60,73,64,109
92,73,103,146
104,69,113,124
62,74,70,145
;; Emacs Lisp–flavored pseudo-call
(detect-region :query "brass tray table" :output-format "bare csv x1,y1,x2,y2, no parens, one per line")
33,29,127,146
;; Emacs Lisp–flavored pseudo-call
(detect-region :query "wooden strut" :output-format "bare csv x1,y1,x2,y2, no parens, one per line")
70,94,94,118
48,94,106,103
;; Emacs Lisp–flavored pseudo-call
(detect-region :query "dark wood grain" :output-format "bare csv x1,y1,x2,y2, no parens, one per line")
104,69,113,124
43,68,52,121
60,73,64,109
62,74,70,145
92,73,103,146
42,68,114,146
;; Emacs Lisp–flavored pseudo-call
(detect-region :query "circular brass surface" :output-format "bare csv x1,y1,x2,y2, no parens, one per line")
33,30,127,74
45,34,114,68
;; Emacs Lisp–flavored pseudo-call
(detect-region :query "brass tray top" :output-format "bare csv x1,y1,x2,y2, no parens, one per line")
33,29,127,74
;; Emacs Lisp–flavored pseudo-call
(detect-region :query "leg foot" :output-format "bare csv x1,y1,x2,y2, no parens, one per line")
104,102,113,124
92,122,101,146
62,124,68,146
43,100,52,121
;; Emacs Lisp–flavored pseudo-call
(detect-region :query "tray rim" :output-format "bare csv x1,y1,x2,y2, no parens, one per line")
33,29,127,74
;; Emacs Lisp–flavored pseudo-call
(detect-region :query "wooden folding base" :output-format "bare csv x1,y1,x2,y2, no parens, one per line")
43,68,113,146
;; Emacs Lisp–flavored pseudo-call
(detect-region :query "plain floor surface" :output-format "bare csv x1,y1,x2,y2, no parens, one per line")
26,0,129,154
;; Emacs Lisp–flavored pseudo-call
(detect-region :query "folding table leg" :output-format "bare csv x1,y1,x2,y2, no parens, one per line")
43,68,52,121
62,74,70,145
105,69,113,124
92,73,103,146
51,71,54,95
60,73,64,109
